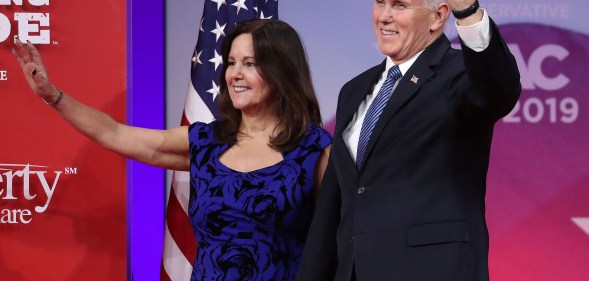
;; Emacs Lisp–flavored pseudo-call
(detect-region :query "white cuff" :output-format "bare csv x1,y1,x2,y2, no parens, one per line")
455,8,491,52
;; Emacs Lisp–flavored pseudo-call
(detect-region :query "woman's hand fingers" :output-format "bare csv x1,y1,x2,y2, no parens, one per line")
22,41,50,84
13,39,38,77
27,41,45,66
14,38,33,64
13,39,54,98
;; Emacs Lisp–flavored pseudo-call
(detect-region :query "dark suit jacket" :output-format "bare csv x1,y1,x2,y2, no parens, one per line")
296,20,521,281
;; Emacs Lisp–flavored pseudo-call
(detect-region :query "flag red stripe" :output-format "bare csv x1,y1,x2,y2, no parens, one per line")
181,112,190,126
160,262,172,281
166,186,197,264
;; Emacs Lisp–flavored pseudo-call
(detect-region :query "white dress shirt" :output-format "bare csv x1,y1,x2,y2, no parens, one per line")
343,10,492,161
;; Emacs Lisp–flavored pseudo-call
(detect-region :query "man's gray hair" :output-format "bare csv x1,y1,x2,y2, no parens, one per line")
423,0,447,11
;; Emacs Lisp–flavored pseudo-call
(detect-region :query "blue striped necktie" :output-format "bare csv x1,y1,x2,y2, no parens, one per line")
356,65,402,169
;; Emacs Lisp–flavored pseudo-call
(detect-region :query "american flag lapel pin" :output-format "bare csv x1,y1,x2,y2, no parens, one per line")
410,75,419,84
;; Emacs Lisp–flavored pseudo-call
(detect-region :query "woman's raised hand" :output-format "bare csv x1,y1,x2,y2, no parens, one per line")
12,38,60,102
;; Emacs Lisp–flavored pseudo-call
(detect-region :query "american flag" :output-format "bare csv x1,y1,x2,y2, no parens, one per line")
161,1,278,280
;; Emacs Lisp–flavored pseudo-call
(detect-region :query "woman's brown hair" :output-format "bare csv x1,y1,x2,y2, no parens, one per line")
215,19,322,151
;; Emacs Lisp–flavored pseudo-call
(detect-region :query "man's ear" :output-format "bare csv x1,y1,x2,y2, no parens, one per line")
430,3,450,32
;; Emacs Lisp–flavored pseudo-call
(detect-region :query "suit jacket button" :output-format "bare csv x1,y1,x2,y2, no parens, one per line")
357,186,366,195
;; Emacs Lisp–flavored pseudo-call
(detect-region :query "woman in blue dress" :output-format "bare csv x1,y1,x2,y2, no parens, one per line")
13,19,331,280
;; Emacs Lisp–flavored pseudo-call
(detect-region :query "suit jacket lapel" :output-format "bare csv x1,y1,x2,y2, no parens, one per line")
337,62,386,133
359,35,452,173
335,62,386,171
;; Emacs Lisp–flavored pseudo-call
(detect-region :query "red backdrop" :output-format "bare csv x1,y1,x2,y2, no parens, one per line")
0,1,127,280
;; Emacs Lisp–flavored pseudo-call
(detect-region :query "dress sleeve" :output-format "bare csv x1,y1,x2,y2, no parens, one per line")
188,122,205,148
188,122,216,168
309,125,333,150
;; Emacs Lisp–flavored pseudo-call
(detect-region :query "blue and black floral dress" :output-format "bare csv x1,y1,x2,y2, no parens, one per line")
188,122,332,281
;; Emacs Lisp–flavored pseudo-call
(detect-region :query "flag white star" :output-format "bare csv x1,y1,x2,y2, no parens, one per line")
259,11,273,19
199,18,205,32
211,21,227,42
192,50,203,68
232,0,248,15
209,50,223,71
207,80,220,100
211,0,226,11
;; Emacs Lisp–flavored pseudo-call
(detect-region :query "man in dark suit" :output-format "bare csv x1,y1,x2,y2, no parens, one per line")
296,0,521,280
